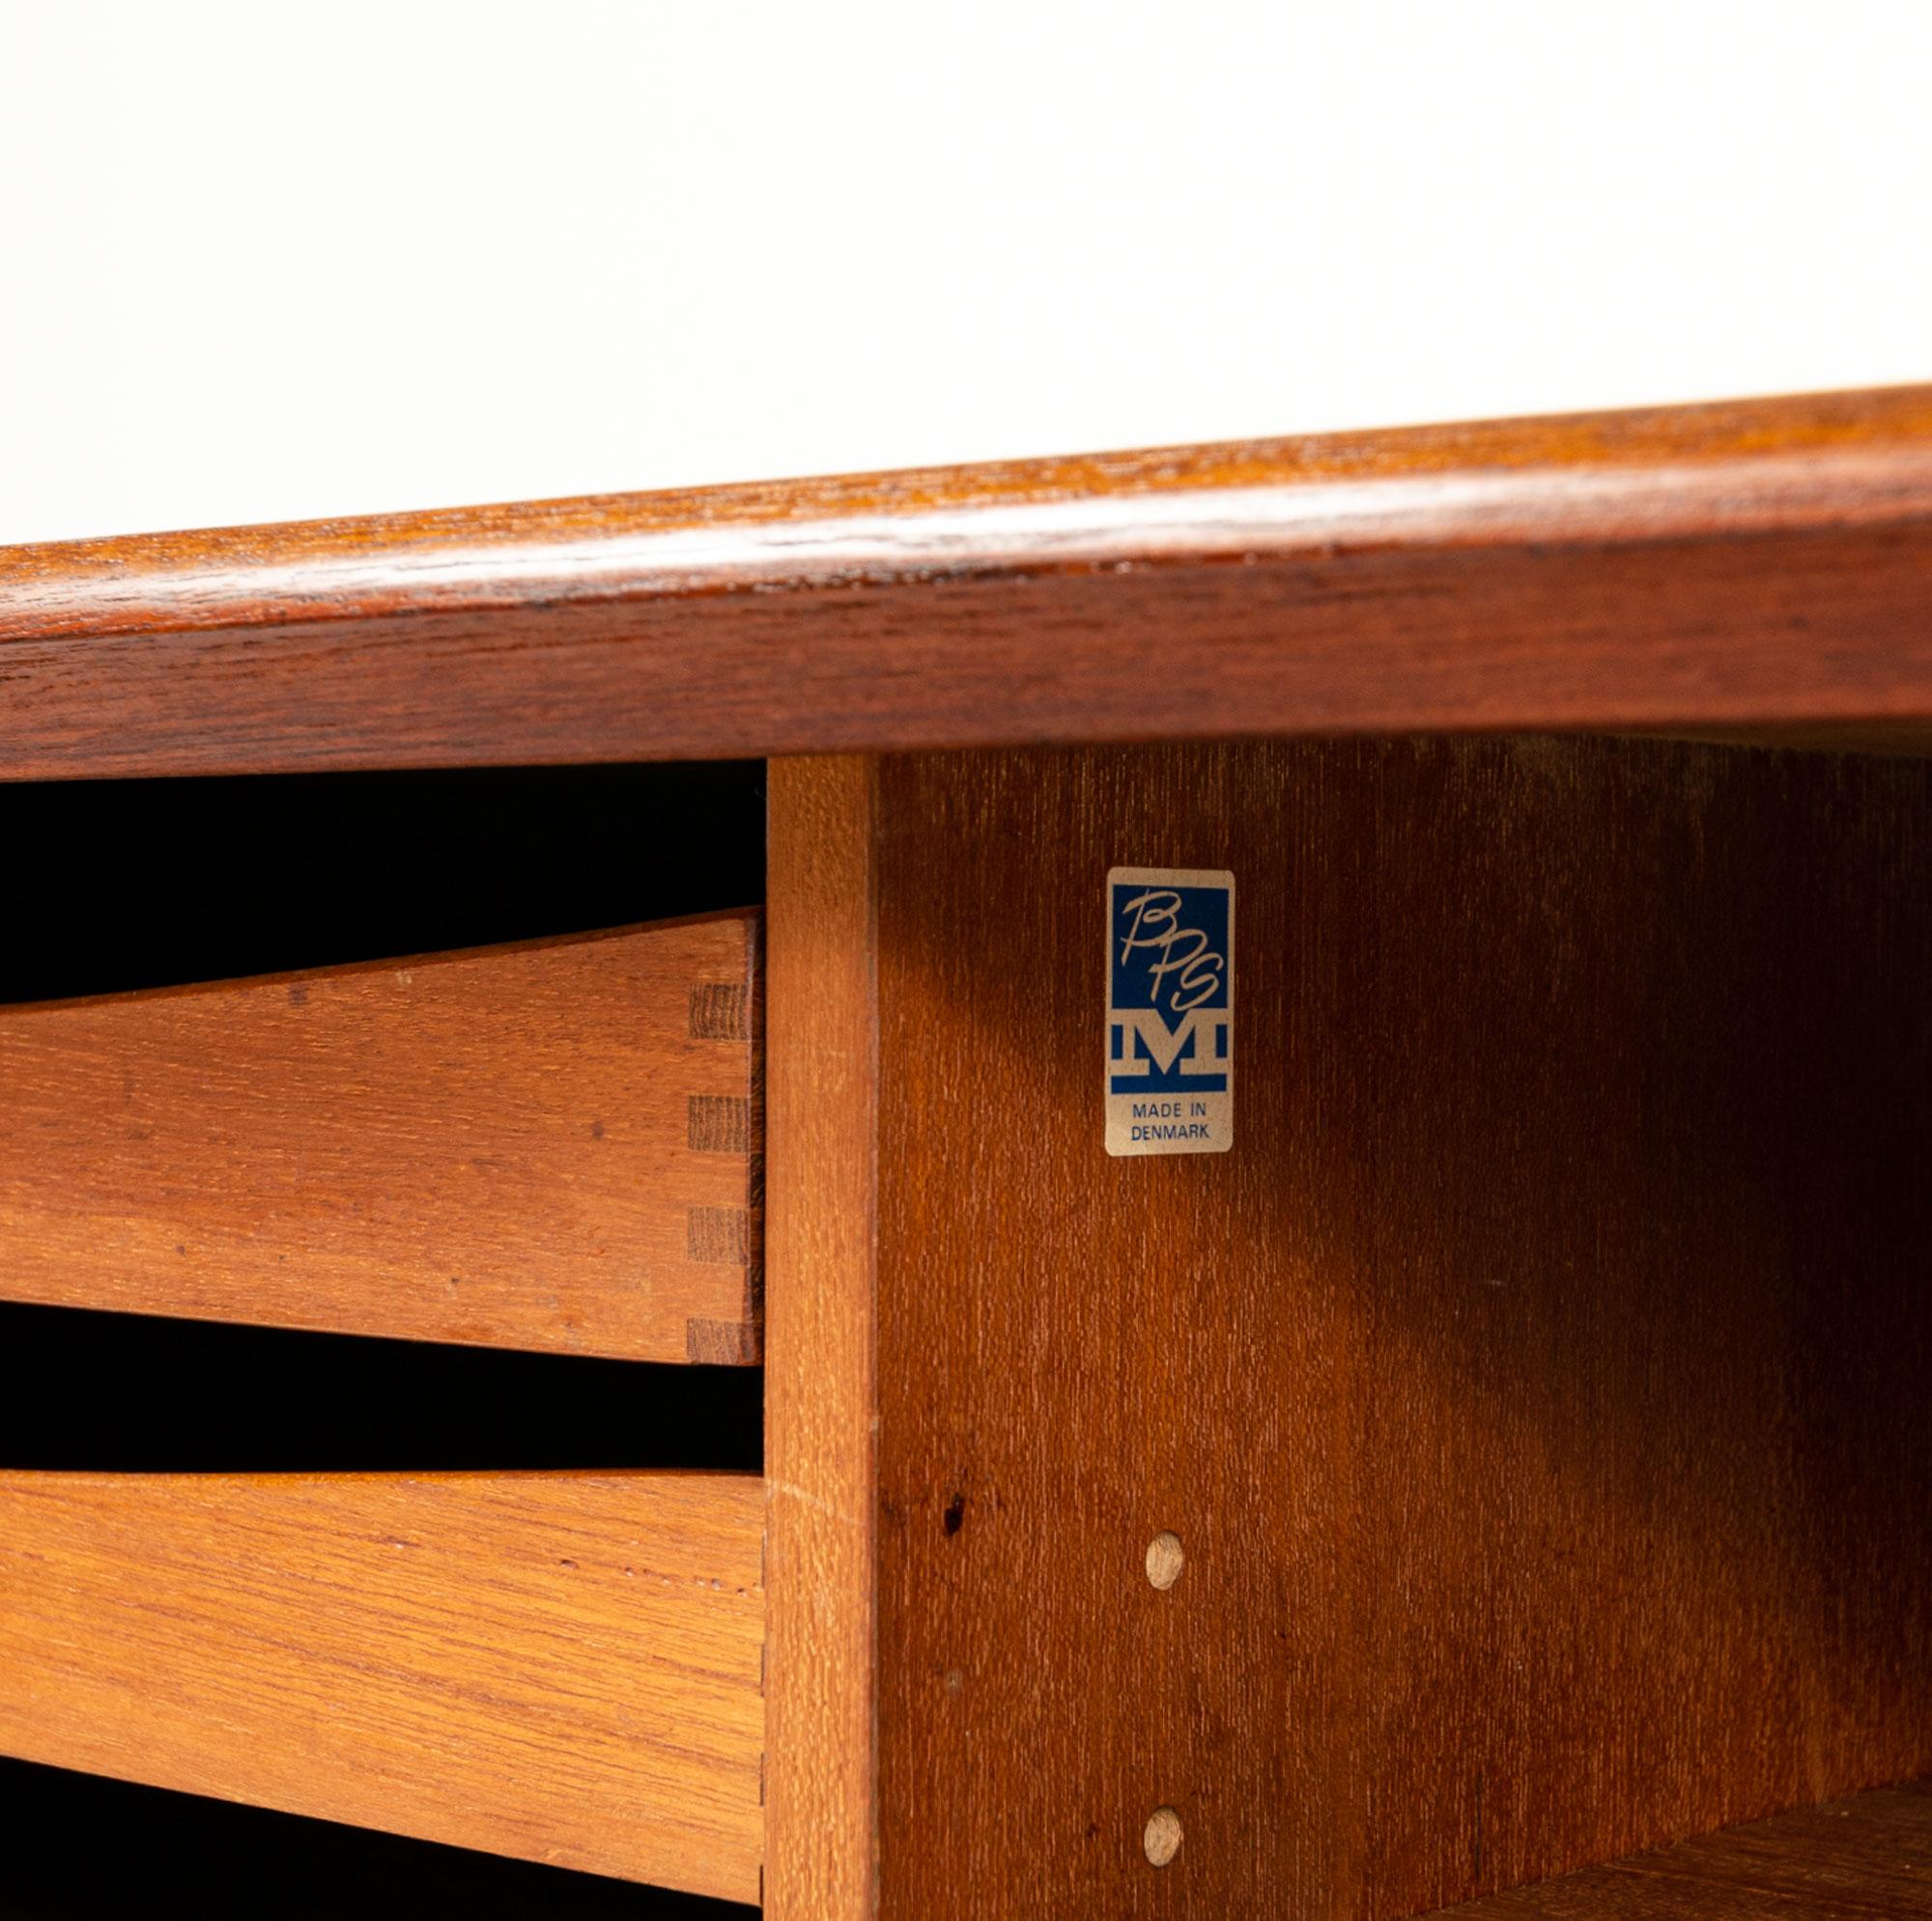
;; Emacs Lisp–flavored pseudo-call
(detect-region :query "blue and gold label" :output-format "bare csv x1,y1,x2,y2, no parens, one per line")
1105,865,1235,1156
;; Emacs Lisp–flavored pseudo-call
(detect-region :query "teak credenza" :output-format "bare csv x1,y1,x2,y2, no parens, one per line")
1,386,1930,1917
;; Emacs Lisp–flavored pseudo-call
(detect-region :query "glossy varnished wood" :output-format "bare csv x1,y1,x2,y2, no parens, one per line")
5,388,1932,775
770,737,1932,1918
1426,1779,1932,1916
0,1471,764,1903
0,916,760,1364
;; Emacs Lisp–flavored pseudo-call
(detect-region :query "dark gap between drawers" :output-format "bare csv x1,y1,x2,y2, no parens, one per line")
0,1304,761,1471
0,1758,756,1919
0,760,764,1003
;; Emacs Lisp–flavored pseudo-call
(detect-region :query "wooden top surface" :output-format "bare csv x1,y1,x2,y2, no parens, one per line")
9,383,1932,638
3,384,1931,773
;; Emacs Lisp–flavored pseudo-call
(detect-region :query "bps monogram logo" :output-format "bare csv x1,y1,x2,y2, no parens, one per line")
1105,865,1235,1156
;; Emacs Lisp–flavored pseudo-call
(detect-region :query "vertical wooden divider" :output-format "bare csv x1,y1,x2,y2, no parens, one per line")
766,756,880,1920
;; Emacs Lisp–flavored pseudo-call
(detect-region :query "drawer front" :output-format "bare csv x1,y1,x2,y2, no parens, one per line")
0,913,760,1364
0,1471,764,1903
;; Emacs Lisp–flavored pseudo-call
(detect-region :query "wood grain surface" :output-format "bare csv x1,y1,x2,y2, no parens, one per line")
764,758,880,1921
4,387,1932,775
770,737,1932,1918
0,1757,757,1921
0,1471,764,1902
0,916,760,1364
1425,1778,1932,1917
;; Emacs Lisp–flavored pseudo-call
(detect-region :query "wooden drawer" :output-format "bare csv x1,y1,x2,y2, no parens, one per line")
0,913,760,1366
0,1470,764,1905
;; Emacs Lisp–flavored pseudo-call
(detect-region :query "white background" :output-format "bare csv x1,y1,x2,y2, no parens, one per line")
2,2,1926,546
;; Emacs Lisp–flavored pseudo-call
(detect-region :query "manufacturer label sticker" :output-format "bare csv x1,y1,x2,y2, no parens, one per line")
1105,865,1234,1156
